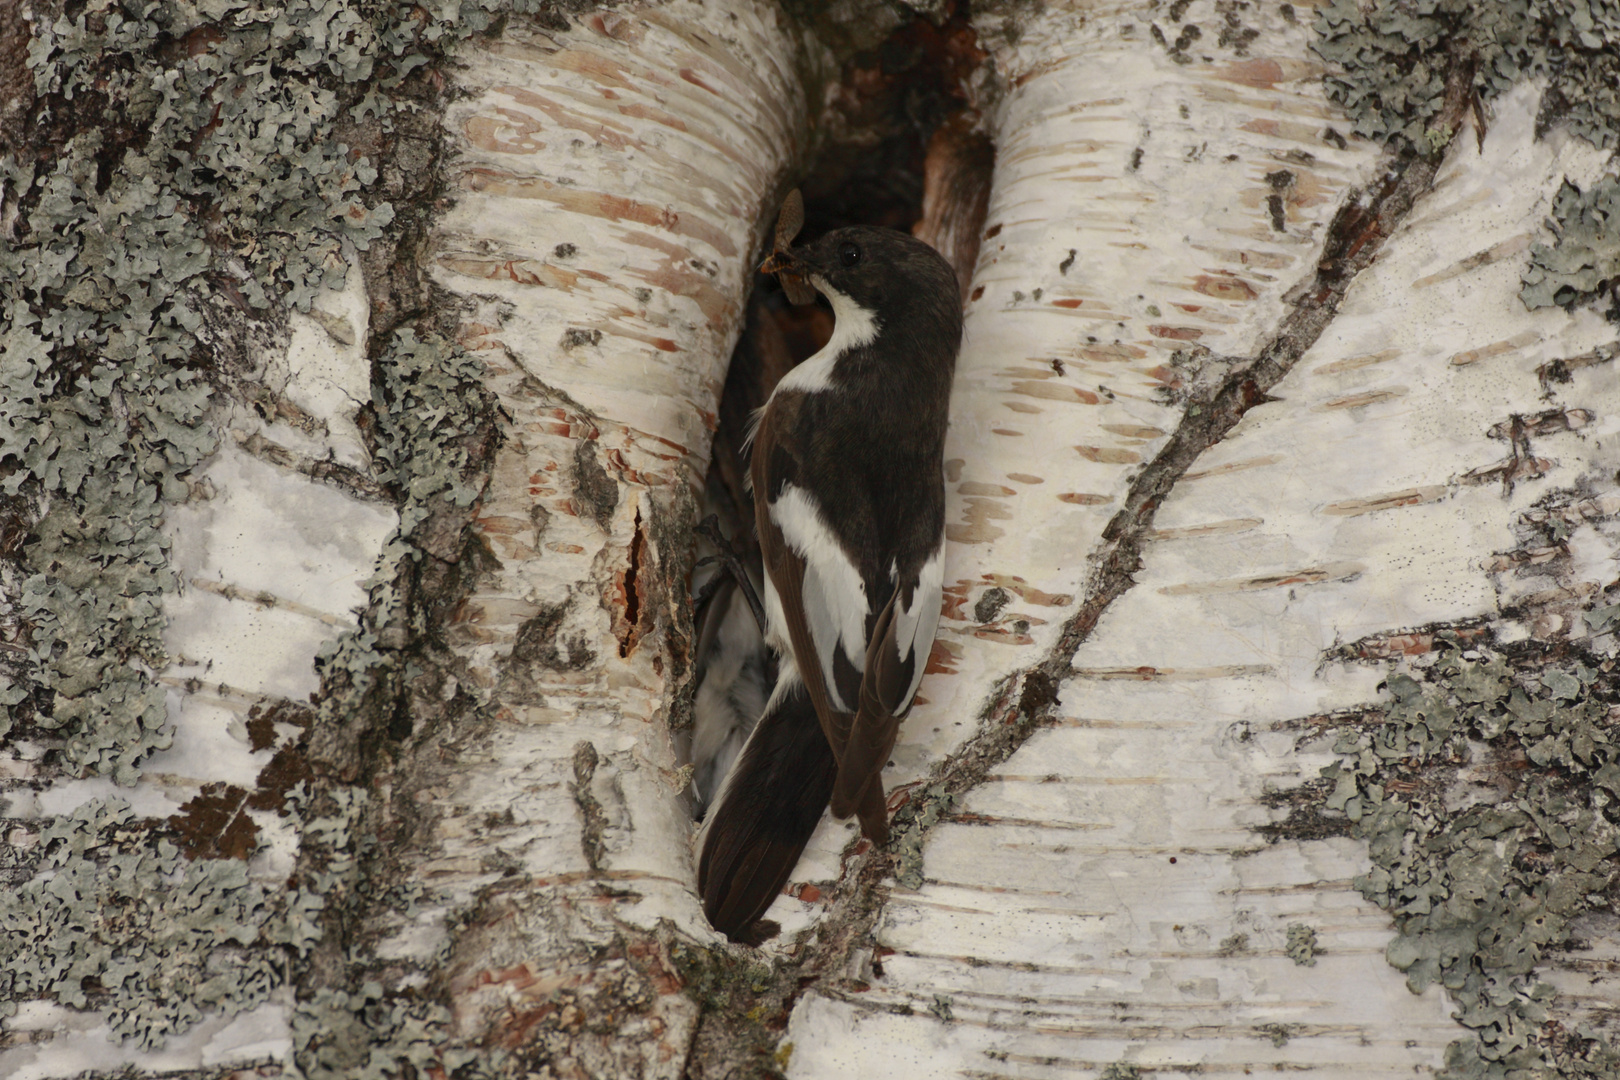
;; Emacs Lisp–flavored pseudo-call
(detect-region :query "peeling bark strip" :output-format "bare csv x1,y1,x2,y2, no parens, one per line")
232,428,394,502
800,87,1466,993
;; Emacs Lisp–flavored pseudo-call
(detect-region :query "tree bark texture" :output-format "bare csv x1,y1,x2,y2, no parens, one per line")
3,1,1619,1078
422,2,811,1065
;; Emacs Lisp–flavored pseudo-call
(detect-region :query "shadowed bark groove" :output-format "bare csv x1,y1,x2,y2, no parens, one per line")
767,67,1480,1014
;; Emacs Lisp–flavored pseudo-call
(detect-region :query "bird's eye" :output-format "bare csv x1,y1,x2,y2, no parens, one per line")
839,242,862,268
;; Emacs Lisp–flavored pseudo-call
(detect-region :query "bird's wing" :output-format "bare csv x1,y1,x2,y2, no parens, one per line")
831,545,944,819
752,391,898,841
752,392,861,756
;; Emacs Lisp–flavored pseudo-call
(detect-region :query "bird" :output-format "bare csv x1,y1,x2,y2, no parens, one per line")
696,193,961,942
687,569,773,815
687,482,773,818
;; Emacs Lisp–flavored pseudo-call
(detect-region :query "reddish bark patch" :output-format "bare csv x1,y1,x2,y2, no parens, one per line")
1075,445,1141,464
1218,58,1286,88
246,712,277,752
679,68,719,94
170,783,259,860
924,638,962,675
1191,274,1258,301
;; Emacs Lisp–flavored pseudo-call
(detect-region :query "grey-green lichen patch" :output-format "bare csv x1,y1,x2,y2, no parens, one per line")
0,130,214,779
891,782,959,890
1312,2,1620,316
1315,1,1620,153
1521,175,1620,317
371,329,498,545
1099,1062,1143,1080
280,203,499,1080
1285,922,1320,967
0,797,324,1050
285,783,497,1079
284,776,489,1080
1,0,510,1061
670,937,776,1011
304,325,496,790
1256,1023,1297,1048
0,0,452,780
668,933,786,1077
1311,636,1620,1078
291,982,493,1080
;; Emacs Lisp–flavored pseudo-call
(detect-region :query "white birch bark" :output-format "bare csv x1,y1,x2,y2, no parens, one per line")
5,2,820,1073
420,2,812,1063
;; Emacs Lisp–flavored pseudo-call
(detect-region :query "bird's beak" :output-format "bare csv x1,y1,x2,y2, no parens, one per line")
761,249,817,305
759,249,800,275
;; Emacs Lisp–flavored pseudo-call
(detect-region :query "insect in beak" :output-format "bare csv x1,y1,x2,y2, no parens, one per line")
761,189,817,305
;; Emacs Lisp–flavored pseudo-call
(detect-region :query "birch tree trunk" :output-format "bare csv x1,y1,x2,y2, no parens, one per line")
3,1,1619,1079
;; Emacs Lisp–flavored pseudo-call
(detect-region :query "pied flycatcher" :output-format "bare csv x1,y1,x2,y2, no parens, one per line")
697,206,960,941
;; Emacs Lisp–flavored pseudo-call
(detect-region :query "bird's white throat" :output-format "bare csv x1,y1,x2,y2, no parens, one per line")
774,278,880,396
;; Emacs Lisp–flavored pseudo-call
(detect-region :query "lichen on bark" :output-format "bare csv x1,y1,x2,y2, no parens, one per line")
1290,636,1620,1078
0,0,506,1060
1303,7,1620,1075
1312,0,1620,316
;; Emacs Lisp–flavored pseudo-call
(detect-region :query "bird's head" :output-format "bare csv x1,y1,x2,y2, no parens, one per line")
759,190,962,356
763,226,959,322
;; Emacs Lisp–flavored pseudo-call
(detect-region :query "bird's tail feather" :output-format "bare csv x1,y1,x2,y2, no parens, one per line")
697,676,835,940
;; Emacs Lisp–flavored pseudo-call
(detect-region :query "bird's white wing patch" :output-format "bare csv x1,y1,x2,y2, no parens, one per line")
891,545,943,711
761,573,791,657
770,484,868,712
774,280,879,396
